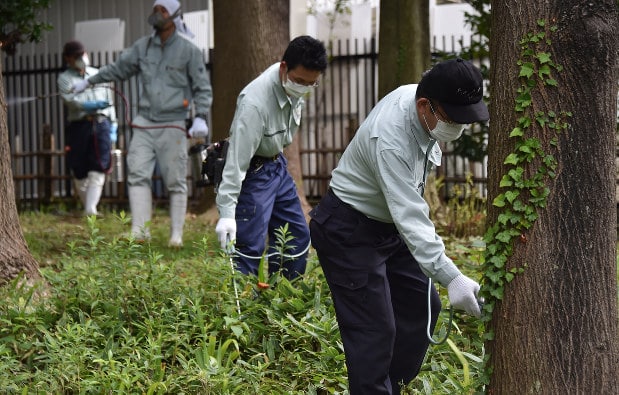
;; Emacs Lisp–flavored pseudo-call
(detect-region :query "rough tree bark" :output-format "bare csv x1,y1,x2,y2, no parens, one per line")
209,0,311,220
0,58,41,285
486,1,618,393
378,0,430,99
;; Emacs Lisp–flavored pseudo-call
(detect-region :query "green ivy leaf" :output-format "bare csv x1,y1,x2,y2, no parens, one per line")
493,194,506,208
495,231,513,244
525,212,539,223
512,199,527,212
505,190,520,203
488,255,507,269
538,64,551,77
499,175,513,188
545,78,558,86
504,153,520,165
519,145,533,154
508,167,524,181
490,288,504,299
536,52,551,64
518,116,531,128
510,127,524,137
519,63,535,78
486,271,502,284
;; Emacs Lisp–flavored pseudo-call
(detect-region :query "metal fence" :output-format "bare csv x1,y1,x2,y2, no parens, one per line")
4,38,488,211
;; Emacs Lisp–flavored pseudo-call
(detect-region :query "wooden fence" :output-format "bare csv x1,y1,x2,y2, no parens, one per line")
5,38,490,211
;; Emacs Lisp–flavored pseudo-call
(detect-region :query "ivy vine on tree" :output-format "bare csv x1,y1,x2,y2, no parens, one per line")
480,17,571,340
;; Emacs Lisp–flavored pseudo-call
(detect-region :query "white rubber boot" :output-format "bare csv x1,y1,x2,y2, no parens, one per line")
74,177,88,207
84,171,105,216
128,185,152,241
168,192,187,247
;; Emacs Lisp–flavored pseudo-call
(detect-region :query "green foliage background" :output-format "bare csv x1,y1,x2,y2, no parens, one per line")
0,0,52,55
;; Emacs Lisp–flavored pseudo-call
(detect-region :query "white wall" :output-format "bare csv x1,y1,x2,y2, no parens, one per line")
306,2,374,43
74,19,125,54
181,10,211,60
290,0,308,39
305,0,476,51
430,0,476,51
13,0,210,56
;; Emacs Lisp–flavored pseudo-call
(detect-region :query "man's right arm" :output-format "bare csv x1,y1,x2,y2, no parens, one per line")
58,73,81,110
88,40,142,85
59,73,105,117
216,102,264,218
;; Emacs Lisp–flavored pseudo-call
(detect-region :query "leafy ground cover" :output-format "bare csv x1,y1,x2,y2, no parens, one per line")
1,207,486,394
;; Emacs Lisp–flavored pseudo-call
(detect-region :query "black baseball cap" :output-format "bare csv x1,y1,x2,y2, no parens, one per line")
418,58,489,124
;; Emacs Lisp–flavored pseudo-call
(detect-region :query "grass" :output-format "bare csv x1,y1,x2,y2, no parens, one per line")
1,206,487,394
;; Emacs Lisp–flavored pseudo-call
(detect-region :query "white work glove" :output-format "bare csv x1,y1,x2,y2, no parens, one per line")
447,274,482,318
188,117,209,138
72,79,91,94
215,217,237,251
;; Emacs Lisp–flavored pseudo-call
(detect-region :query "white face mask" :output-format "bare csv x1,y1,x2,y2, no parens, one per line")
422,101,466,142
282,73,315,98
427,118,466,142
74,54,89,70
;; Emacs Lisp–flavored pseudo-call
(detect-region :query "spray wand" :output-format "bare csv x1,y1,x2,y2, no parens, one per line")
6,92,61,106
36,92,62,100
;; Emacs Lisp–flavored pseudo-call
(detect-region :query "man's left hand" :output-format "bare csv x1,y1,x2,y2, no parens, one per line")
188,117,209,138
110,122,118,144
447,274,482,317
72,79,91,93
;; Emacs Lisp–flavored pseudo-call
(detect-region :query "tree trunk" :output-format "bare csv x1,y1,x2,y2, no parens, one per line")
378,0,430,99
0,58,41,285
212,0,289,139
212,0,311,218
486,1,618,393
284,135,312,219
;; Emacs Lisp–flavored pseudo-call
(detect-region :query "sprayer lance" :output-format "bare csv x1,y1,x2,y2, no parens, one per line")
36,92,62,100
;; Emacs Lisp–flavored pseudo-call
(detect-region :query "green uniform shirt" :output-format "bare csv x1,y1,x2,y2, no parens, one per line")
216,63,304,219
330,84,462,286
57,66,116,122
88,31,212,122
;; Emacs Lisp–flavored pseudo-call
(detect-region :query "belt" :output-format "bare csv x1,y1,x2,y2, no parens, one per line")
78,114,108,123
325,188,398,233
249,153,280,169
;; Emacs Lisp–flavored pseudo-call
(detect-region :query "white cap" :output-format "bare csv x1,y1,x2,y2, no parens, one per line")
152,0,195,38
153,0,180,14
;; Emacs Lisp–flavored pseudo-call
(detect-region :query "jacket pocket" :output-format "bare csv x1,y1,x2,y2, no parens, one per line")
329,269,368,291
236,201,256,223
309,204,330,225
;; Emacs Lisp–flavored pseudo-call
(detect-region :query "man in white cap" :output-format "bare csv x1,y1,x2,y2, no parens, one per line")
73,0,212,247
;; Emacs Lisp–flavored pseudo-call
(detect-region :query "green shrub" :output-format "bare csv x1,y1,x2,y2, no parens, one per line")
2,210,486,394
427,174,487,238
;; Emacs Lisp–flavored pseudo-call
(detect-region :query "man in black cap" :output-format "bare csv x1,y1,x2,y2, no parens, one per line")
309,58,489,394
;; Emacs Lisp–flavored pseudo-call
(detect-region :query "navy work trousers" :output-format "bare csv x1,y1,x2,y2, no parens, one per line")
234,154,309,280
309,189,441,395
66,117,112,179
